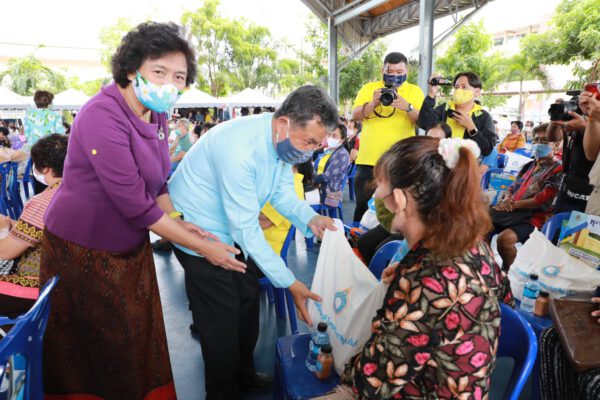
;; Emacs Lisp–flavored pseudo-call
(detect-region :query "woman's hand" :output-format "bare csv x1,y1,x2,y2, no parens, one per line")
196,240,246,273
0,216,12,231
591,297,600,324
176,219,220,241
381,262,398,284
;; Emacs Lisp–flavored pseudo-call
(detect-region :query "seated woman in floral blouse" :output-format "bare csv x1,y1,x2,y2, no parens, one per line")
318,136,512,400
0,134,68,316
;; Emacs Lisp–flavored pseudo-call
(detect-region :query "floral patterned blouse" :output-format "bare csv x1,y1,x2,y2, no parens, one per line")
342,241,513,400
24,108,65,146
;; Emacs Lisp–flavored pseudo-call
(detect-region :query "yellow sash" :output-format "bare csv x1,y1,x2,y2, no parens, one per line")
316,153,332,174
446,101,483,138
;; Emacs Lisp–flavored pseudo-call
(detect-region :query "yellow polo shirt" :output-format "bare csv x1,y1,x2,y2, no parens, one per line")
353,80,425,166
261,173,305,255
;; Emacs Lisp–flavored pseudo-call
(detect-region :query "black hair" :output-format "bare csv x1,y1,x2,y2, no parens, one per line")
453,72,483,89
428,122,452,138
34,90,54,108
336,123,351,152
30,134,69,178
111,21,197,88
0,127,9,136
295,159,315,190
193,124,202,138
511,120,524,131
383,52,408,65
240,107,250,116
253,107,262,115
493,120,498,124
0,127,10,148
274,85,338,131
202,122,215,132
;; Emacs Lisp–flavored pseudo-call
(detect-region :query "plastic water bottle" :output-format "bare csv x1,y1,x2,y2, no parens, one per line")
520,273,540,313
306,322,330,372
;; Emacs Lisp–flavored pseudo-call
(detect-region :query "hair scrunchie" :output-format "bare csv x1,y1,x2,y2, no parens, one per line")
437,138,481,169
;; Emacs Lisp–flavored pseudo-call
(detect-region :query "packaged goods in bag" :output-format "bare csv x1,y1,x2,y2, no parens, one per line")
308,228,389,375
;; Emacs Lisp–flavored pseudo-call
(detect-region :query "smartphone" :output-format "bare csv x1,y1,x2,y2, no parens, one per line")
584,83,600,100
447,109,456,119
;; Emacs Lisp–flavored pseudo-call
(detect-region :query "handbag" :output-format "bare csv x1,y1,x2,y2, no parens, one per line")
490,207,533,229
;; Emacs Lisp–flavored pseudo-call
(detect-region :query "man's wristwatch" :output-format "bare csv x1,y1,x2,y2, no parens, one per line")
468,128,477,136
406,103,414,112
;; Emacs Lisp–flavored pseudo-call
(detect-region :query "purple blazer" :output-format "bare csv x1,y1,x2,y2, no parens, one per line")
44,82,171,252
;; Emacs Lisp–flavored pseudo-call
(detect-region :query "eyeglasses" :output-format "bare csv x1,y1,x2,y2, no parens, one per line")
531,137,549,144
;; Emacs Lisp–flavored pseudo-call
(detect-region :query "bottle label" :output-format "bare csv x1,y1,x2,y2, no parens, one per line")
315,360,322,372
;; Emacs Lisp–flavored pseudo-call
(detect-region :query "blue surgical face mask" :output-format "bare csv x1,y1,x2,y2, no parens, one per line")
132,72,183,113
383,73,407,88
533,143,552,159
275,119,314,164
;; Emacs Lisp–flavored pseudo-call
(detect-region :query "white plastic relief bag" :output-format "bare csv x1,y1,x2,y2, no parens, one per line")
508,230,600,301
308,228,389,375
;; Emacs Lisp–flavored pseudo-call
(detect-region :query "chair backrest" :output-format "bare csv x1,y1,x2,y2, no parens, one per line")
496,303,538,400
481,168,505,189
280,226,296,264
368,240,404,280
23,158,32,183
497,154,508,169
541,211,571,242
0,276,59,399
514,148,532,158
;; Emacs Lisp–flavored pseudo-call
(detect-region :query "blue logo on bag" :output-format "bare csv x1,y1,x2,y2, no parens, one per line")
543,265,561,277
334,288,351,314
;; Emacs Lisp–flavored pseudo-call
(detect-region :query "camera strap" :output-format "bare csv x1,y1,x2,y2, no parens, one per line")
373,106,396,119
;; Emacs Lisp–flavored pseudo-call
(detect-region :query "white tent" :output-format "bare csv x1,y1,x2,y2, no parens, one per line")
0,87,32,110
223,88,280,108
175,87,223,108
52,89,91,110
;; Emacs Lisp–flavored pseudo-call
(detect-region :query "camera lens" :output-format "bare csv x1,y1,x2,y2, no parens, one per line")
380,90,395,107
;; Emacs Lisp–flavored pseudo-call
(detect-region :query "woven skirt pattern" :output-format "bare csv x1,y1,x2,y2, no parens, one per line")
40,229,176,400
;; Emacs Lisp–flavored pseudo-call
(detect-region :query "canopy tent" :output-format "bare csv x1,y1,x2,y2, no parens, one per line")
300,0,494,101
0,87,32,110
223,88,281,108
52,88,91,111
175,87,224,108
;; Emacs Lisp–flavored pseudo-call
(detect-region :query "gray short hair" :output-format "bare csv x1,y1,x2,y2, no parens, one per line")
274,85,339,131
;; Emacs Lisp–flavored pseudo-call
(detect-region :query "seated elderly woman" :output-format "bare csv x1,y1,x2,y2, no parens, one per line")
317,136,512,400
0,134,68,316
489,123,562,270
314,123,350,208
169,118,194,173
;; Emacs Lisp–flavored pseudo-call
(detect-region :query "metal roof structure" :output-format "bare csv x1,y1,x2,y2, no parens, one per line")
299,0,494,101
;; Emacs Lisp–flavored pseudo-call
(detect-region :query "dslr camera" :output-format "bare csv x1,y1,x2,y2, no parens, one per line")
548,90,582,121
380,76,398,107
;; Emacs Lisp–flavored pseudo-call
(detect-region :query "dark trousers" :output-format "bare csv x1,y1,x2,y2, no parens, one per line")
173,247,260,400
352,165,375,223
33,176,47,195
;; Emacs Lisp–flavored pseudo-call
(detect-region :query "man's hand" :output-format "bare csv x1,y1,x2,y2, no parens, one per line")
308,215,337,239
390,95,409,111
560,112,587,132
592,297,600,324
451,109,476,131
288,280,321,327
371,89,382,107
427,72,442,98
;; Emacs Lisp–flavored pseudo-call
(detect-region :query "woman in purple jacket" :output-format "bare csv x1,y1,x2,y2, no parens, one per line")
39,22,245,400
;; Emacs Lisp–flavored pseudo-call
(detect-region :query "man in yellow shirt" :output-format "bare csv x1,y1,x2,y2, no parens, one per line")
351,52,424,223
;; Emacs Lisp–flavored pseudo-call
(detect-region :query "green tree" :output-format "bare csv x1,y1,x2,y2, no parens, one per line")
98,17,133,73
521,0,600,88
435,21,508,109
68,76,111,96
0,53,67,96
503,52,550,118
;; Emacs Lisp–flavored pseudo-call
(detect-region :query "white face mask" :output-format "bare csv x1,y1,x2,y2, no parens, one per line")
326,137,341,148
32,165,47,186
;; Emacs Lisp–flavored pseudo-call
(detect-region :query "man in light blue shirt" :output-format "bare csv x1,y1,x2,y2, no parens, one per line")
168,85,338,399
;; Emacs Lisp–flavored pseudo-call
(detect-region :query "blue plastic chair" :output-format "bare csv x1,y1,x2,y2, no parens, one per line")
540,212,572,242
368,240,404,280
514,148,533,158
0,276,59,400
9,162,23,216
274,333,340,400
481,168,505,189
497,153,508,169
0,162,20,219
496,302,538,400
258,226,299,334
20,159,34,200
347,164,357,201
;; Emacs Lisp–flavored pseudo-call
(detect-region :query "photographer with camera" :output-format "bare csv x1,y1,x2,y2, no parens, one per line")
547,91,595,213
418,72,496,157
350,52,424,223
581,86,600,215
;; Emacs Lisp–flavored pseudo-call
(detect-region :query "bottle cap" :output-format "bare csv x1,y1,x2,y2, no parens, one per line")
539,291,549,298
317,322,328,332
529,273,539,280
321,344,332,353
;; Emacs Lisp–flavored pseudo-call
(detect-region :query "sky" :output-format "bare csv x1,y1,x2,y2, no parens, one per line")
0,0,562,78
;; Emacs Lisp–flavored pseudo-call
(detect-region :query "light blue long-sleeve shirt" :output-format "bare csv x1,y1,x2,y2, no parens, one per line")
168,113,318,288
